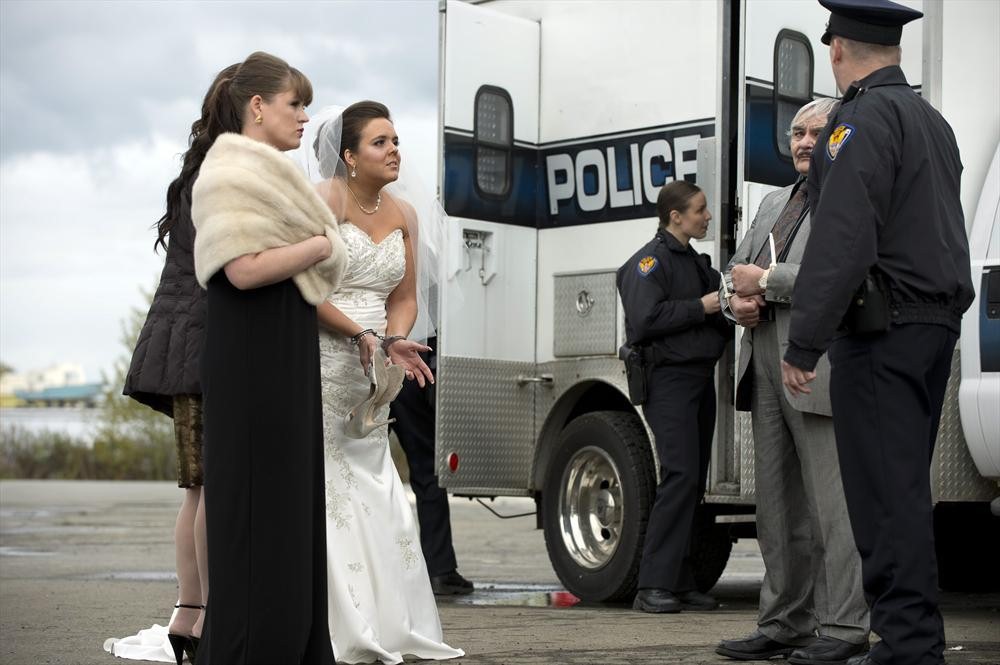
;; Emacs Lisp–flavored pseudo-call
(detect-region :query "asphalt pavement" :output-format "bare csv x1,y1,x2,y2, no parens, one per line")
1,480,997,664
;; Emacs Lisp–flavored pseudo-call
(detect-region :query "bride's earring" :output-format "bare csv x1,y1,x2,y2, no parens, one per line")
351,167,357,178
254,114,262,125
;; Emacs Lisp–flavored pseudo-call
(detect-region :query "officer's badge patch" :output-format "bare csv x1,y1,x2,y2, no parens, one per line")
637,256,658,277
827,123,855,161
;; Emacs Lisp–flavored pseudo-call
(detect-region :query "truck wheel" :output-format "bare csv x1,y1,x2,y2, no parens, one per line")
690,506,734,593
934,501,1000,591
542,411,655,602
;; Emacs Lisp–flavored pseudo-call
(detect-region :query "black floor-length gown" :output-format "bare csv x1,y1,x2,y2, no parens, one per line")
199,272,335,665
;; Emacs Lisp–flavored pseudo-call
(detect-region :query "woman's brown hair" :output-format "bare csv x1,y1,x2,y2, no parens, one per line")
155,51,313,251
656,180,702,230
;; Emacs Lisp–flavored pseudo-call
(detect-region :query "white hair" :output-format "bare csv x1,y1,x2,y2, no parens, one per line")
787,97,838,136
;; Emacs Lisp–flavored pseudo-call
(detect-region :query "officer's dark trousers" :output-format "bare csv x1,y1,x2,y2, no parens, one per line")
638,364,715,591
389,356,458,577
829,324,956,665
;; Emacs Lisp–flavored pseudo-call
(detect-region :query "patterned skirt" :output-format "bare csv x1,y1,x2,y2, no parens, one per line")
173,394,203,488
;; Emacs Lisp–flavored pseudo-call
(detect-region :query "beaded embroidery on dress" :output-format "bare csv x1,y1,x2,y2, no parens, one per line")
319,223,463,664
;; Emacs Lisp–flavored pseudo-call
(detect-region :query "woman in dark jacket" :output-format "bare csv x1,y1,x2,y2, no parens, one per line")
119,65,240,664
616,180,730,614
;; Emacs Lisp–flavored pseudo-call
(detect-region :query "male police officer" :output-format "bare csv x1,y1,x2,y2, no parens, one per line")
782,2,974,664
717,98,869,664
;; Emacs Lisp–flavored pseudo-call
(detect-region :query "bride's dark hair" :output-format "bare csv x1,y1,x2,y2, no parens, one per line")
154,51,313,251
337,100,392,177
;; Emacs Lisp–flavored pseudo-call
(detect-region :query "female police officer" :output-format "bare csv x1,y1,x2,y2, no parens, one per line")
616,180,730,613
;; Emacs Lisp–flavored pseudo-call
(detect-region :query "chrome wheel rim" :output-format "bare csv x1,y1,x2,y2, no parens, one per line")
558,445,624,570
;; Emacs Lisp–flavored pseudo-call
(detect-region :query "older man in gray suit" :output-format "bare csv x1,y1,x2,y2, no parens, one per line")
716,99,869,665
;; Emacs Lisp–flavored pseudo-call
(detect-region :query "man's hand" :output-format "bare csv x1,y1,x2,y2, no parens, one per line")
781,360,816,396
729,294,764,328
731,264,766,296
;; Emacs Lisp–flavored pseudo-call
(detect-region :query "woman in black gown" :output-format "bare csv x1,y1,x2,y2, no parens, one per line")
189,51,346,665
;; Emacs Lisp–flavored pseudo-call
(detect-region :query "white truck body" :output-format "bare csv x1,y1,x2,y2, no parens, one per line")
435,0,1000,599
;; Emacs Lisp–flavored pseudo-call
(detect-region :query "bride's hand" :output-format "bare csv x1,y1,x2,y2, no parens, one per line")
386,339,434,388
357,333,380,376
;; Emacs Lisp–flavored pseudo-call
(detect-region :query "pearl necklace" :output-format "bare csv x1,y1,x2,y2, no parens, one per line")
347,184,381,215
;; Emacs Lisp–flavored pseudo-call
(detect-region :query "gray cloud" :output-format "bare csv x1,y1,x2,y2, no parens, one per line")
0,0,439,380
0,0,438,158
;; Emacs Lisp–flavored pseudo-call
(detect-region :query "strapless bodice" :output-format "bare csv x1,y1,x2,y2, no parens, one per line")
326,223,406,333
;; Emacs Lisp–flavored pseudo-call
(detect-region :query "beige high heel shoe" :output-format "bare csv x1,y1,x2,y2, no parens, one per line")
373,353,405,411
343,348,405,439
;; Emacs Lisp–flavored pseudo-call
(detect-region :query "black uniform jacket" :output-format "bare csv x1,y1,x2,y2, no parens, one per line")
617,229,730,367
786,65,974,371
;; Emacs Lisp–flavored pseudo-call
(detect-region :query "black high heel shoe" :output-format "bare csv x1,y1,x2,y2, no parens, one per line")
167,603,204,665
186,635,200,665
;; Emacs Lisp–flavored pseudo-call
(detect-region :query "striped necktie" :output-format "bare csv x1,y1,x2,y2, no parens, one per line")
754,184,807,269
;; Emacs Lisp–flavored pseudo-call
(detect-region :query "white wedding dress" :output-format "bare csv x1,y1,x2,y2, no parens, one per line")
318,222,463,665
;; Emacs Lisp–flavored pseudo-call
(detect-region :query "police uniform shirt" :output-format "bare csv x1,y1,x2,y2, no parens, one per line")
616,230,728,366
785,65,975,371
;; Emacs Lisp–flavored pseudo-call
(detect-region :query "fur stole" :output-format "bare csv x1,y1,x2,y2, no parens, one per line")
191,132,347,305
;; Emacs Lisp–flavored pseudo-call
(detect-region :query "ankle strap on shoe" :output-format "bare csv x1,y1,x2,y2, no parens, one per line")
174,603,205,610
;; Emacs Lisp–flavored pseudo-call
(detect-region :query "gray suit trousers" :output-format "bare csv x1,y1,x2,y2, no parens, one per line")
751,322,869,645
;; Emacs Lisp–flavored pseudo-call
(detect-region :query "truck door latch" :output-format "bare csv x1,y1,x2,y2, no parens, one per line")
516,373,554,387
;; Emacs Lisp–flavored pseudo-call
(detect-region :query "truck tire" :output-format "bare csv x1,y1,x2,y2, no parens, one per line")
541,411,734,601
934,501,1000,591
690,505,734,593
542,411,655,602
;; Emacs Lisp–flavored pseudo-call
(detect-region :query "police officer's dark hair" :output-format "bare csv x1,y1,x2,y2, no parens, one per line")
656,181,702,230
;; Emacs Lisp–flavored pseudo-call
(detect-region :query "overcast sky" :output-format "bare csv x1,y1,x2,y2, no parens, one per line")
0,0,440,382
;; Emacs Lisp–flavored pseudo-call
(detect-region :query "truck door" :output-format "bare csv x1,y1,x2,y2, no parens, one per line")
436,0,541,494
731,0,922,501
960,142,1000,481
730,0,836,502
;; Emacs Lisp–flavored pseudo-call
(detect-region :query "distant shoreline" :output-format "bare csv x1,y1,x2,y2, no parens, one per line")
0,406,99,443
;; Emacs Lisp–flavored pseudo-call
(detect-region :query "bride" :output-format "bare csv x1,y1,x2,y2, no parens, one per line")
308,102,464,664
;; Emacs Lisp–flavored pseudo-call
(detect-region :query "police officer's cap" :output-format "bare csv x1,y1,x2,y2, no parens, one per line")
819,0,923,46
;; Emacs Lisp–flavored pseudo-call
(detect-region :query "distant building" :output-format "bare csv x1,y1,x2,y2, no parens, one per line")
1,363,104,407
14,383,106,408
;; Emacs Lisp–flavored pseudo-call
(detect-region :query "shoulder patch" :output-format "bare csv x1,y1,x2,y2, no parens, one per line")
637,255,658,277
826,123,855,161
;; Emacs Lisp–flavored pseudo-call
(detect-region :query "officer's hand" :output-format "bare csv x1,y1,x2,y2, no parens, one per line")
701,292,722,315
731,264,766,296
781,360,816,396
729,294,762,328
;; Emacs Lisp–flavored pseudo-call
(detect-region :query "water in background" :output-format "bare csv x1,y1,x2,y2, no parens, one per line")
0,407,99,443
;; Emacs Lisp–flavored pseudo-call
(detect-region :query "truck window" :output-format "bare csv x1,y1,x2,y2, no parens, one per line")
773,30,814,159
474,85,513,199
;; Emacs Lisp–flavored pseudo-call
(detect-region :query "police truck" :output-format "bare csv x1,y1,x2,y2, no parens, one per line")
434,0,1000,600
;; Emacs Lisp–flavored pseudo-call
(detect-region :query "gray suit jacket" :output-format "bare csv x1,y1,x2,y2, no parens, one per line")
723,184,832,416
